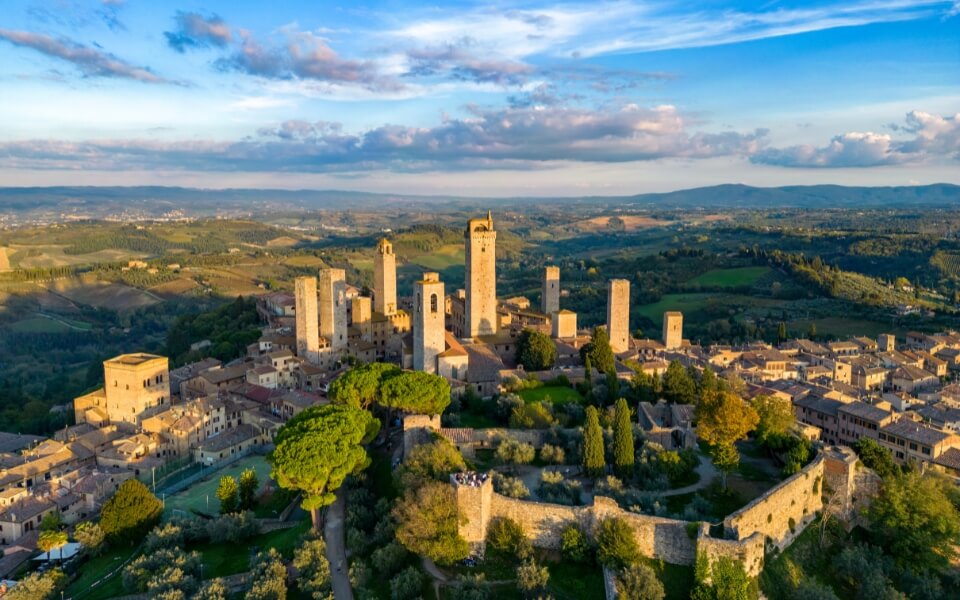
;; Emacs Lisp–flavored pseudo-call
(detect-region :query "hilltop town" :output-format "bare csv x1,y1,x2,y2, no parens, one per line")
1,212,960,599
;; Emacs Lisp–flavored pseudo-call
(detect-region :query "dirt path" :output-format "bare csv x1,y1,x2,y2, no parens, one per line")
325,490,353,600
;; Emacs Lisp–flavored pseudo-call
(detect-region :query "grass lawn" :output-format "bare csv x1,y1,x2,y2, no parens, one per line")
165,455,273,518
518,385,583,405
195,518,311,578
635,293,777,327
687,267,771,288
64,545,136,600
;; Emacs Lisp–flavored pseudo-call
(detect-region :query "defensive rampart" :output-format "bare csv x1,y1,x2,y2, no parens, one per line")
452,446,864,577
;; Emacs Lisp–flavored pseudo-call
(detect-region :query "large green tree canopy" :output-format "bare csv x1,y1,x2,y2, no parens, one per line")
516,329,557,371
269,404,380,529
380,371,451,416
99,479,163,545
580,326,616,374
328,362,401,409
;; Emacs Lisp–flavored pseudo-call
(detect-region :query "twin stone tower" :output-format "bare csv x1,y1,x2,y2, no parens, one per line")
294,211,684,376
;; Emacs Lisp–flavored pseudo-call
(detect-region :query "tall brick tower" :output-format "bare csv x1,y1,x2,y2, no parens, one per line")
319,268,347,351
465,211,497,338
414,272,446,373
374,238,397,316
607,279,630,353
663,311,684,350
542,265,560,314
294,276,320,363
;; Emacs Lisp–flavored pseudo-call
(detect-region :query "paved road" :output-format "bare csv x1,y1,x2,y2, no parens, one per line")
325,490,354,600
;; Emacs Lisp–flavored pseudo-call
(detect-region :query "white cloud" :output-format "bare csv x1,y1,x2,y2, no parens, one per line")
754,111,960,167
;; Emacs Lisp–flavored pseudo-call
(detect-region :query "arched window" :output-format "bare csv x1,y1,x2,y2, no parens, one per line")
430,294,438,313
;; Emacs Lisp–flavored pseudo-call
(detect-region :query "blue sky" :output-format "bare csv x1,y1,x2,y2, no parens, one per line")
0,0,957,196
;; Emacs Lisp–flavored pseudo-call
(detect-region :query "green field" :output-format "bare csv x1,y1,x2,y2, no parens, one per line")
788,317,895,339
410,244,465,271
688,266,771,288
518,385,583,404
636,292,778,327
165,455,273,517
10,316,74,333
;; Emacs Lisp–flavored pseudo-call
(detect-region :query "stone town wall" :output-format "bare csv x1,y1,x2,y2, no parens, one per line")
454,448,869,578
464,479,698,565
723,454,825,551
696,529,765,578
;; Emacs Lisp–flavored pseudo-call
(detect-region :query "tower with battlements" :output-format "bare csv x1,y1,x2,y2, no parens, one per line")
414,272,446,373
465,211,497,337
374,238,397,316
319,268,347,351
294,276,320,363
607,279,630,353
663,311,683,350
542,266,560,314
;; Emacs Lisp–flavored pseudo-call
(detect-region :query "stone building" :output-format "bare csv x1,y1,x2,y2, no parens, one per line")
294,276,320,364
374,238,397,316
465,211,498,338
414,272,446,374
606,279,630,353
663,311,683,350
73,354,170,430
352,296,373,342
542,266,560,314
552,309,577,339
319,268,348,351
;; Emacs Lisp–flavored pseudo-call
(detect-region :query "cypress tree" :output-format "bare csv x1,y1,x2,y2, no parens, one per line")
606,367,621,405
583,405,606,478
612,398,634,477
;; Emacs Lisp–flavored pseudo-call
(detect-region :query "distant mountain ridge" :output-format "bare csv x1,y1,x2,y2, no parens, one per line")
0,183,957,218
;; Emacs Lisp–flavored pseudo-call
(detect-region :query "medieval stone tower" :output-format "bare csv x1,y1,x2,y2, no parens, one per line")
414,272,446,374
352,296,372,342
374,238,397,316
607,279,630,353
542,265,560,314
319,268,347,351
294,276,320,363
878,333,896,353
663,311,684,350
465,211,497,338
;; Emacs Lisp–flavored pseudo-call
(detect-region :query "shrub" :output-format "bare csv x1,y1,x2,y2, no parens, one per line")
293,536,332,598
123,547,201,595
389,565,424,600
370,541,411,578
561,523,591,563
540,443,566,465
616,563,665,600
248,548,288,600
516,560,550,597
537,470,583,505
206,510,260,543
144,522,185,553
493,473,530,499
487,517,530,558
596,517,642,568
4,568,67,600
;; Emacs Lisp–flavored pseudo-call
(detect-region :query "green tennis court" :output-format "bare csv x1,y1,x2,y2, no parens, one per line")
164,455,274,517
